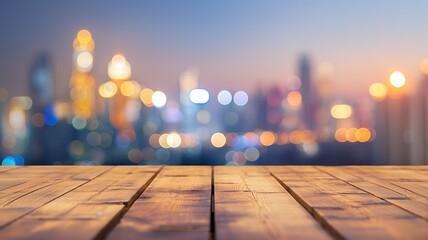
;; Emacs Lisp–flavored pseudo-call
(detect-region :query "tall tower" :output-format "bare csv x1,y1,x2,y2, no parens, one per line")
30,53,53,111
27,53,54,164
107,54,133,130
298,54,314,129
70,29,96,120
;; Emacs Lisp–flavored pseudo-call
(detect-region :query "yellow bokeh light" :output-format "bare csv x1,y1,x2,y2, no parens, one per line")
99,82,117,98
211,132,226,148
121,81,140,97
369,83,387,101
140,88,154,107
76,51,93,72
77,29,92,45
259,131,276,146
331,104,352,119
166,132,181,148
389,71,406,88
108,54,131,80
420,59,428,75
356,128,371,142
287,91,302,107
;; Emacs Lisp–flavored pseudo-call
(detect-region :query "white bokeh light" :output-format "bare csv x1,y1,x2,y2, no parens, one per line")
152,91,167,108
217,90,232,105
233,91,248,106
189,88,209,104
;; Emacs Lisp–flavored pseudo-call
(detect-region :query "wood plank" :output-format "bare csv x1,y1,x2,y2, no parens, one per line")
0,166,161,240
0,167,111,229
0,167,22,173
322,166,428,220
107,166,212,240
215,166,331,240
269,166,428,239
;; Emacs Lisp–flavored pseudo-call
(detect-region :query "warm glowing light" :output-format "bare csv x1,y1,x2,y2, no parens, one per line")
166,132,182,148
189,88,210,104
211,132,226,148
259,131,276,146
76,51,93,72
369,83,387,101
9,108,26,130
335,128,347,142
121,81,140,97
108,54,131,80
76,29,92,45
159,134,169,148
233,91,248,106
287,91,302,107
421,59,428,75
152,91,167,108
11,96,32,110
99,82,117,98
389,71,406,88
217,90,232,105
356,128,371,142
140,88,154,107
346,128,358,143
331,104,352,119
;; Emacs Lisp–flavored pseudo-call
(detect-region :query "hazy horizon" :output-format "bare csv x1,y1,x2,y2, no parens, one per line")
1,0,428,102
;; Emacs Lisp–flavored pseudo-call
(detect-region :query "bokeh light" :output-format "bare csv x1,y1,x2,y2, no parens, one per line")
331,104,352,119
259,131,276,146
189,88,209,104
287,91,302,107
99,82,117,98
140,88,154,107
76,51,93,72
389,71,406,88
76,29,92,45
166,132,182,148
369,83,387,101
217,90,232,105
108,54,131,80
233,91,248,106
420,59,428,75
211,132,226,148
152,91,167,108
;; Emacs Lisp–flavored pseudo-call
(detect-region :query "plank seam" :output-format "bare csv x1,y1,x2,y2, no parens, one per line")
95,166,164,240
316,166,428,222
0,167,114,230
210,166,216,240
269,170,345,240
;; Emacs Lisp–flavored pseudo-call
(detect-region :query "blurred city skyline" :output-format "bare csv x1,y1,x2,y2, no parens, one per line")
1,0,428,101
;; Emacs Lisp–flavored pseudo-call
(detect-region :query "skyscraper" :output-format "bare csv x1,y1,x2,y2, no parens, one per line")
298,54,315,129
70,29,96,120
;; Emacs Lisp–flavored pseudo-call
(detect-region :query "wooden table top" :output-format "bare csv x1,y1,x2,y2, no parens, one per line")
0,166,427,240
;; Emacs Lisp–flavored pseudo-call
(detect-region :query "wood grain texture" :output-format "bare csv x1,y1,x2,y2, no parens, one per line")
0,166,427,240
107,166,212,240
214,166,331,240
269,166,428,239
0,166,160,240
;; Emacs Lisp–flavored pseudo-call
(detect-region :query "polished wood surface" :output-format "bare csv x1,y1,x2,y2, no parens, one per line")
0,166,427,239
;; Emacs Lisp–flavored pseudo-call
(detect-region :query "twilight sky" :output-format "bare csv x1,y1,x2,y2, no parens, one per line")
0,0,428,101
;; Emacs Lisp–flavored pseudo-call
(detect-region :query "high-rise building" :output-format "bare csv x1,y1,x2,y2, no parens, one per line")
70,29,96,120
27,53,54,164
30,53,53,110
298,54,315,129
